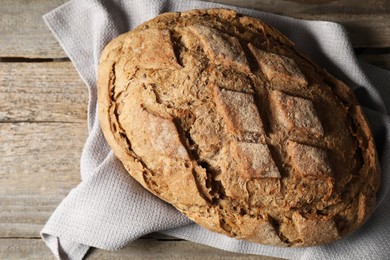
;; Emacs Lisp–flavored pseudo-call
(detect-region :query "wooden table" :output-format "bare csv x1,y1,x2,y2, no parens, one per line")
1,0,389,259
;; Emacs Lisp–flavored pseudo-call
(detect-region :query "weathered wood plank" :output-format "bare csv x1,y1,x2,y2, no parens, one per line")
0,62,88,123
0,122,85,196
203,0,389,16
87,238,281,259
0,239,52,260
202,0,390,48
0,0,67,58
0,196,64,238
0,57,387,124
0,0,389,59
313,14,390,48
306,0,388,14
0,80,280,259
357,52,390,71
0,122,86,237
0,1,387,258
0,238,281,259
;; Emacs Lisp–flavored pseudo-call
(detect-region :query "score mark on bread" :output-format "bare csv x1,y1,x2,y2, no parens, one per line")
98,9,380,247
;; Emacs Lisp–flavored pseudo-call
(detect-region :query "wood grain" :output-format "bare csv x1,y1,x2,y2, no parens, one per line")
202,0,389,15
0,62,87,238
0,61,86,236
0,195,70,238
203,0,390,48
0,61,276,257
0,122,86,237
0,61,85,236
0,121,279,257
0,62,88,123
0,0,389,59
357,51,390,71
0,122,86,197
0,238,281,260
0,0,388,259
0,0,67,58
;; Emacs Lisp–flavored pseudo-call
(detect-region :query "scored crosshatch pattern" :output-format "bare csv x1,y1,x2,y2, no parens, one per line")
213,86,266,143
98,9,380,247
269,90,324,137
1,0,390,258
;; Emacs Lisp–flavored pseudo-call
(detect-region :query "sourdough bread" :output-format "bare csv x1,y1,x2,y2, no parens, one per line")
97,9,380,247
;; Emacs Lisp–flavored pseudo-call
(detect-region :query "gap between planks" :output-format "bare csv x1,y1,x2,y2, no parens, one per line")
0,57,70,62
0,61,88,123
0,0,390,59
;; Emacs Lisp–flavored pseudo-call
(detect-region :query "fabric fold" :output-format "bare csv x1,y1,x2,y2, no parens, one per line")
41,0,390,259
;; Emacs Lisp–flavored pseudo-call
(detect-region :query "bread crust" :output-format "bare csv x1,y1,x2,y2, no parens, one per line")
97,9,381,247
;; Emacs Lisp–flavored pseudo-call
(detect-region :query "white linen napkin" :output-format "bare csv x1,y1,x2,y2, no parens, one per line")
41,0,390,259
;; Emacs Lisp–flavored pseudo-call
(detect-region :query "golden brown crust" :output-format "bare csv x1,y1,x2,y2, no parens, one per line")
97,8,381,247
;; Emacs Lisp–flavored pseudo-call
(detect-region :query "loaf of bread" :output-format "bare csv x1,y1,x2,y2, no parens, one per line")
97,9,380,247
